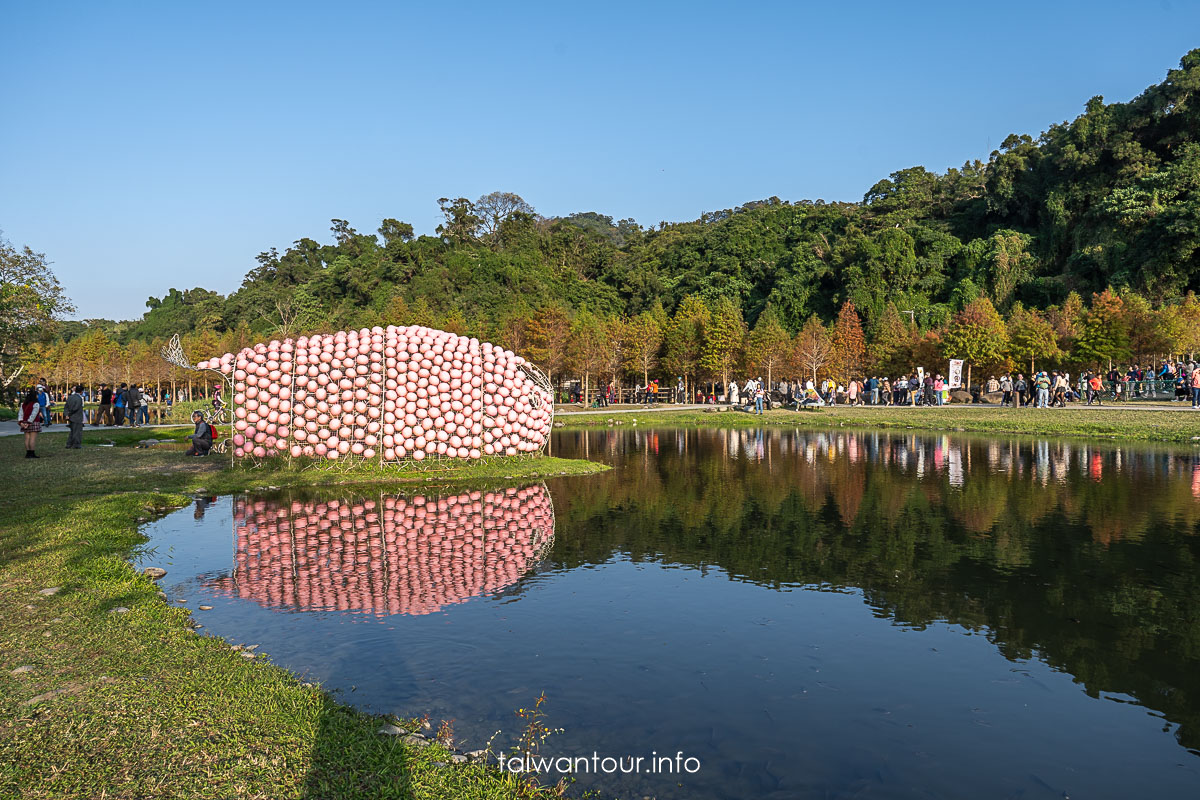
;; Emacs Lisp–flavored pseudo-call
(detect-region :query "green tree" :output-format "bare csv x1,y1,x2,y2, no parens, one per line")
701,296,747,394
869,302,914,377
1006,303,1060,374
623,308,664,388
0,234,73,391
525,304,572,389
568,305,609,405
664,295,709,396
942,296,1008,388
746,305,791,387
1074,288,1130,369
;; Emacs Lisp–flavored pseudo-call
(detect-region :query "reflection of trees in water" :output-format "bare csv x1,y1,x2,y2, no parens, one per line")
553,428,1200,751
207,486,554,616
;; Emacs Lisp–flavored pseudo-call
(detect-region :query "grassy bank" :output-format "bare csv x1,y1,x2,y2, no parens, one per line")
557,405,1200,444
0,428,604,799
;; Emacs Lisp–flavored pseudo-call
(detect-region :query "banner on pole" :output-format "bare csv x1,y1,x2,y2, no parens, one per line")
948,359,964,389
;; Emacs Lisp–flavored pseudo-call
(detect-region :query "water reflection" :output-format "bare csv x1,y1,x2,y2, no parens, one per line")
140,427,1200,799
207,487,554,616
555,427,1200,753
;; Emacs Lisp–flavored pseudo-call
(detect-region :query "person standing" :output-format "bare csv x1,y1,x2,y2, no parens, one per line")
1191,366,1200,409
126,383,142,427
136,386,150,425
94,384,113,426
676,377,684,404
113,383,127,426
754,379,765,415
1034,372,1050,408
1013,375,1026,408
1000,374,1013,407
36,383,51,428
64,385,85,449
18,388,43,458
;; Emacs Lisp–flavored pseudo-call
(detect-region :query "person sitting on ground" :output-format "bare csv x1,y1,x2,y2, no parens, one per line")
185,411,213,456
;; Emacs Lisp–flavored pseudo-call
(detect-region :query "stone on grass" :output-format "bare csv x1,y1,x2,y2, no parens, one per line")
403,734,431,747
378,723,406,736
240,651,254,659
110,607,130,614
37,587,61,597
143,567,167,579
450,754,467,764
10,665,34,675
22,687,74,706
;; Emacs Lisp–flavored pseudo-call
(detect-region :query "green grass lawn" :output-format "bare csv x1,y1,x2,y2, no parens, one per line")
0,427,602,799
557,404,1200,444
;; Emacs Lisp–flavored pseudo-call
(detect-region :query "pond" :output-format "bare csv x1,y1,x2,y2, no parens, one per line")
138,427,1200,799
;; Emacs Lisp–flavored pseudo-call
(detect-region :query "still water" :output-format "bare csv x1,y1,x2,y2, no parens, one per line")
139,428,1200,799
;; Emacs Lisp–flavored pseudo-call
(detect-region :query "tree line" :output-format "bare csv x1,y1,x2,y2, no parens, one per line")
9,49,1200,395
24,285,1200,403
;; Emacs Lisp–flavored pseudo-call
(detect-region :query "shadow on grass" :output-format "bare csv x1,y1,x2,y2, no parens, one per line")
303,697,416,799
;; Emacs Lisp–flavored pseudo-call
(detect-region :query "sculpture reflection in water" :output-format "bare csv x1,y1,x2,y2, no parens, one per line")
208,485,554,616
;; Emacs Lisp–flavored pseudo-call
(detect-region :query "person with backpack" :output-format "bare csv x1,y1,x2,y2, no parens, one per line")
185,410,213,456
18,387,44,458
113,383,127,426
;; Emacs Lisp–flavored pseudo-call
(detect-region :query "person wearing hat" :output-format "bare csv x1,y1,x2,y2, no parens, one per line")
36,382,50,428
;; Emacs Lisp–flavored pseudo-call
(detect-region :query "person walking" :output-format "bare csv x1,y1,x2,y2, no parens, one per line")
18,388,44,458
1000,374,1013,407
94,383,113,426
64,385,85,449
1087,372,1103,405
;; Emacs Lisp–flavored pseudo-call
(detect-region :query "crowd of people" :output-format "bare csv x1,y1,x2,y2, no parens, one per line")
14,378,179,458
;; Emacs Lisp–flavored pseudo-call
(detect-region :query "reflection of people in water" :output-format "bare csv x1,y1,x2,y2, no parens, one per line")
193,495,218,520
210,486,555,616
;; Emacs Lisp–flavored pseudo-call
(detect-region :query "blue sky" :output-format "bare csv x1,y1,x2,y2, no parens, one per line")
1,0,1196,321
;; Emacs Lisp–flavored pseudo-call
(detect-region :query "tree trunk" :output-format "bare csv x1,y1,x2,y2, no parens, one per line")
966,364,972,392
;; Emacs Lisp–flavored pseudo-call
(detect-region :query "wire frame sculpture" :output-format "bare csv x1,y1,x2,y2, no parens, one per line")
161,334,235,458
163,327,555,470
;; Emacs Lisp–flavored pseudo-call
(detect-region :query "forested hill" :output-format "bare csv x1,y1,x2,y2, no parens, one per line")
95,49,1200,343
